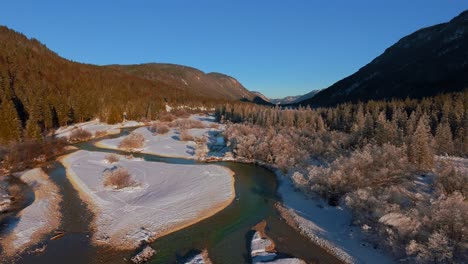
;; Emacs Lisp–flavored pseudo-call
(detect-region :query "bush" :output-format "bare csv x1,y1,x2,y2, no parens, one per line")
179,129,194,141
105,154,120,164
435,161,468,196
68,128,92,142
103,167,136,189
307,144,413,201
171,109,191,118
170,119,205,129
119,132,145,149
95,130,107,138
0,138,67,173
158,112,176,122
209,123,219,129
149,123,170,135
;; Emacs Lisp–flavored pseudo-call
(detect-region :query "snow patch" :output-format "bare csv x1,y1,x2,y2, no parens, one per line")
1,168,62,256
61,150,235,249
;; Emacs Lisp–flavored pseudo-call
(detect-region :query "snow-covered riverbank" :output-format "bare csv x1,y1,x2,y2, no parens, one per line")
276,175,394,264
0,168,62,256
54,119,144,139
61,150,235,249
95,115,223,159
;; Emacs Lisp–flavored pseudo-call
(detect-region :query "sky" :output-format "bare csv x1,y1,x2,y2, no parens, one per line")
0,1,467,98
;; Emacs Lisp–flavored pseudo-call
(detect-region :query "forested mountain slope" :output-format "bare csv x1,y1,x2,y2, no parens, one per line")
300,10,468,106
108,63,256,101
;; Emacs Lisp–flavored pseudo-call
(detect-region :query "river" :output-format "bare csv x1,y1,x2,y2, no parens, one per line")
14,128,341,264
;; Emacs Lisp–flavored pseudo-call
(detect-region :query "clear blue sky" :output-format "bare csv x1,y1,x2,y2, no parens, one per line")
1,1,467,98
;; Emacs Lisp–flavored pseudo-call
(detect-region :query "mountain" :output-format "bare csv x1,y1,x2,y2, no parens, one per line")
270,96,300,105
270,90,320,105
291,90,321,104
251,91,270,103
108,64,256,101
299,10,468,107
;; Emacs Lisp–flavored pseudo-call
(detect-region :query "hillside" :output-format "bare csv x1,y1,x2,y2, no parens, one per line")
299,10,468,106
108,63,256,101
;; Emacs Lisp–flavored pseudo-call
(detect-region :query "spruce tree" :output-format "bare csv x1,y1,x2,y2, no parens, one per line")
409,115,435,171
25,116,42,141
0,96,22,143
434,122,454,155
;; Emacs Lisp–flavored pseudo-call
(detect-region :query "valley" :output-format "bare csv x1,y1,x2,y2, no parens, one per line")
1,4,467,264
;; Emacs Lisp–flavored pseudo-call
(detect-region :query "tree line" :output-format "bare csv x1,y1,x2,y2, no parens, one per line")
217,90,467,263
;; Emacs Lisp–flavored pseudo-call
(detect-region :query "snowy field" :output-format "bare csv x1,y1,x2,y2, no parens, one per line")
276,175,394,264
54,119,144,139
96,115,223,159
1,168,62,256
61,150,234,249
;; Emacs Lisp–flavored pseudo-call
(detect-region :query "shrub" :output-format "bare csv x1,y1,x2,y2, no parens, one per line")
179,129,194,141
171,119,205,129
103,167,136,189
105,154,120,164
435,161,468,196
119,132,145,149
0,138,67,173
95,130,107,138
307,144,412,201
194,136,207,144
158,112,176,122
68,128,92,142
209,123,219,129
171,109,191,118
149,123,170,135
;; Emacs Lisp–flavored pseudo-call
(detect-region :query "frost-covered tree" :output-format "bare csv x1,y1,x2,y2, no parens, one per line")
434,122,454,155
409,115,434,171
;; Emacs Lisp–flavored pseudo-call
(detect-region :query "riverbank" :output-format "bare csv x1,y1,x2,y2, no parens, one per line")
95,115,223,159
54,119,144,139
204,154,394,264
0,168,62,257
60,150,235,249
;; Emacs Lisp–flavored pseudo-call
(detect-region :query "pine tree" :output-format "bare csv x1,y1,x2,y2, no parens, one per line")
25,116,42,141
66,106,75,125
375,112,389,145
434,122,454,155
0,95,22,143
409,115,434,171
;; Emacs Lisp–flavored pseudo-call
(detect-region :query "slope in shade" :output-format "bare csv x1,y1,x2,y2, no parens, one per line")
300,10,468,107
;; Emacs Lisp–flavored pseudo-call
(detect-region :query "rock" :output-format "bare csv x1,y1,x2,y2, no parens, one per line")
0,183,12,213
183,249,212,264
131,246,156,264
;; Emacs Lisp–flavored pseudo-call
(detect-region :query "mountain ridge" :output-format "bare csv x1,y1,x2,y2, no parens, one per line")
298,10,468,107
107,63,256,101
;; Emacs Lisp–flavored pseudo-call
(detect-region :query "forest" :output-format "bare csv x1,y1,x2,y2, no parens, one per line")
217,90,467,263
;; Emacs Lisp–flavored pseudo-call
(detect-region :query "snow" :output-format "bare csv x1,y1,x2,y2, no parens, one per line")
183,250,211,264
131,246,156,263
251,231,275,256
250,225,305,264
0,180,12,213
96,115,223,159
1,168,62,256
61,150,235,249
54,119,144,139
276,175,395,264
